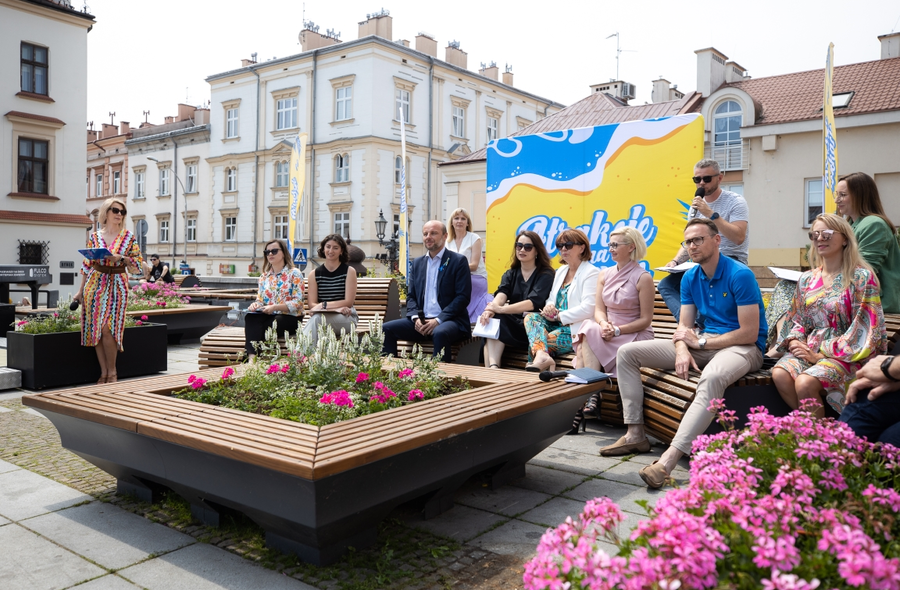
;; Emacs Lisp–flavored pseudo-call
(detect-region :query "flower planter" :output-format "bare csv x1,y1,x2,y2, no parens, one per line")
23,365,597,564
126,303,231,344
8,323,167,390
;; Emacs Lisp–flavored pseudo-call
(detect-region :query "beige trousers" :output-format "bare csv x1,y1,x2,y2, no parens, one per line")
616,338,763,454
302,309,358,343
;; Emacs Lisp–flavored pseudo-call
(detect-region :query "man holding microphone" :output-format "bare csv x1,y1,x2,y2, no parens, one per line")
658,159,751,322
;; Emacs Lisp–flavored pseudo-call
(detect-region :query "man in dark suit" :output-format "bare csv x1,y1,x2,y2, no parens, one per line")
382,220,472,362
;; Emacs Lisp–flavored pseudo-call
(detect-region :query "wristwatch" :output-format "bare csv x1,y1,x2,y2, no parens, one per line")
613,326,621,337
709,212,720,221
323,301,327,309
881,356,899,382
698,337,707,350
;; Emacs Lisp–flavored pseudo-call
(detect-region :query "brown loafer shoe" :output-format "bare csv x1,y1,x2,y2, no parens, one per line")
599,436,651,457
639,461,669,489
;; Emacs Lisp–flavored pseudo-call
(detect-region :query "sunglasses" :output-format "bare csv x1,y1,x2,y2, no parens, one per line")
556,241,578,250
692,175,718,184
263,248,282,256
808,229,836,242
109,206,127,216
682,236,708,248
514,242,534,252
150,258,159,262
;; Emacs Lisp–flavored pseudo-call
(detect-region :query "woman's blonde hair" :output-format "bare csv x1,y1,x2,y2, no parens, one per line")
261,239,295,274
98,198,127,227
447,208,473,241
808,213,877,288
610,227,648,262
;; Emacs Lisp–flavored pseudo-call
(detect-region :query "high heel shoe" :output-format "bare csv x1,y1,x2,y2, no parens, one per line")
583,392,600,418
107,374,118,384
566,409,587,435
97,376,108,384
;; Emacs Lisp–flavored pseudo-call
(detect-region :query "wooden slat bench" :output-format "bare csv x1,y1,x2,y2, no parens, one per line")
198,278,400,368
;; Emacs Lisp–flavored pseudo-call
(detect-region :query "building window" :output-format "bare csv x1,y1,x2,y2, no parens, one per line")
804,178,824,228
334,154,349,183
159,168,170,196
712,100,743,170
393,214,400,238
95,173,103,198
276,97,298,130
18,240,48,265
395,88,410,123
275,161,289,187
452,106,466,137
17,138,49,194
226,107,239,138
186,216,197,242
486,116,498,144
135,171,145,198
185,164,197,193
336,86,352,121
224,216,237,241
159,219,169,243
113,171,121,194
225,167,237,192
394,156,410,186
274,214,288,239
21,42,48,96
333,212,350,238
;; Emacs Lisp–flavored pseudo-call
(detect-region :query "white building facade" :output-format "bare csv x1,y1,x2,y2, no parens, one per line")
0,0,94,300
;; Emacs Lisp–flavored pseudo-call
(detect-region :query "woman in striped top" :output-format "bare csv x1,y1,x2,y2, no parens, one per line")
304,234,358,344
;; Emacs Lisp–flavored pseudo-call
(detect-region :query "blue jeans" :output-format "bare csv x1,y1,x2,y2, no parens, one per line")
840,391,900,447
658,272,684,323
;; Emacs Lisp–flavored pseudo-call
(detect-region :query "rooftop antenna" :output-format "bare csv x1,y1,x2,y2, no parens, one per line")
605,32,636,81
143,110,150,123
87,120,93,130
185,87,189,102
108,111,115,125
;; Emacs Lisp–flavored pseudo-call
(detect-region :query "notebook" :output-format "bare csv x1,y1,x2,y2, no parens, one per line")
78,248,113,261
472,318,500,339
564,368,611,384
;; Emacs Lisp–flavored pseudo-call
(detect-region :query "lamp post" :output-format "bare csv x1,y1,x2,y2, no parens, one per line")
147,156,188,271
374,209,399,272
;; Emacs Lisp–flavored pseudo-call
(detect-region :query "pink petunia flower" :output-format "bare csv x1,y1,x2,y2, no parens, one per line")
221,367,235,380
408,389,424,401
190,377,206,390
356,372,369,383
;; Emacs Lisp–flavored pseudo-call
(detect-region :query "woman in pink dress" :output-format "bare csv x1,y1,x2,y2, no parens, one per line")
568,227,654,433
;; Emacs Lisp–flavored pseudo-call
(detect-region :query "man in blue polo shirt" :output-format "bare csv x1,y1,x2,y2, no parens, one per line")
599,218,767,489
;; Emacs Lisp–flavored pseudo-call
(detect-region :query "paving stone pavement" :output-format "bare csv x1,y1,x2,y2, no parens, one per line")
0,341,692,589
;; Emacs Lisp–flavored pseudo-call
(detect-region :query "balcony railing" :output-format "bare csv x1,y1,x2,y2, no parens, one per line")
706,139,748,171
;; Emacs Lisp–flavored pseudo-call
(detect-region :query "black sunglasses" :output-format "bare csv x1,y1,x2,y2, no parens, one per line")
514,242,534,252
150,257,159,261
109,206,127,216
263,248,282,256
692,175,718,184
556,241,577,250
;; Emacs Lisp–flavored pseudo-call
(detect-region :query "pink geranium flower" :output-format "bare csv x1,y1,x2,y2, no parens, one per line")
221,367,235,380
141,315,149,321
356,372,369,383
398,368,415,379
407,389,424,401
320,390,354,408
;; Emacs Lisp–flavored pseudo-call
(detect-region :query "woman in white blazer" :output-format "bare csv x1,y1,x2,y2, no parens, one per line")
524,228,600,372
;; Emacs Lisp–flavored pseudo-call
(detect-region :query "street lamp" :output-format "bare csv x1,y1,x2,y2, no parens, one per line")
147,156,188,271
374,208,399,272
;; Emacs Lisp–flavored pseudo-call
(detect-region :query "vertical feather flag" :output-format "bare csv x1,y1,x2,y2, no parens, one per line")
823,43,839,214
288,133,308,255
398,107,410,278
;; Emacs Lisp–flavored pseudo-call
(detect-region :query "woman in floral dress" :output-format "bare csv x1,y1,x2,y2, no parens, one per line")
773,213,887,417
244,239,304,359
75,198,143,384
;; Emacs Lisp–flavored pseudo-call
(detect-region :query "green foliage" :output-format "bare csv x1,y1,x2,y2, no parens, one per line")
14,298,147,334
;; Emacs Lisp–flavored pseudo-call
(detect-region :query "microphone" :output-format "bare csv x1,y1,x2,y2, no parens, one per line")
69,299,80,311
418,310,426,325
539,370,570,382
689,186,705,219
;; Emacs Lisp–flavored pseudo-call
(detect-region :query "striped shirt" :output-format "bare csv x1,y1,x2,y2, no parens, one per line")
314,263,349,303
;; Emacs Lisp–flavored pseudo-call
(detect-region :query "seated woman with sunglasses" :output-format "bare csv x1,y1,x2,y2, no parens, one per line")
772,214,887,417
479,231,555,368
244,239,304,360
523,228,600,372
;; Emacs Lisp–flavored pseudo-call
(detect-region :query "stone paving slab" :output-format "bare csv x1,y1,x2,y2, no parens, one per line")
518,495,589,528
400,503,508,543
509,464,587,496
0,514,9,526
25,501,196,571
73,575,143,590
454,482,551,517
0,468,92,521
0,405,12,412
19,407,47,419
467,518,548,559
119,542,317,590
0,523,106,590
0,458,20,474
563,477,667,516
529,447,621,476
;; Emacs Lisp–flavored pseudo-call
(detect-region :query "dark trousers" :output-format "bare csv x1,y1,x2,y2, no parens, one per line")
840,391,900,447
382,317,469,363
244,312,300,356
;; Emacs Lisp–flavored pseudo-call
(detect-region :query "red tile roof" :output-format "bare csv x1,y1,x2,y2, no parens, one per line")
0,210,92,225
444,91,701,164
713,57,900,126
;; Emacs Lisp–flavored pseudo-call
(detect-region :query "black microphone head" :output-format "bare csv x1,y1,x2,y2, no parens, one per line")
69,300,79,311
695,186,706,198
539,370,554,382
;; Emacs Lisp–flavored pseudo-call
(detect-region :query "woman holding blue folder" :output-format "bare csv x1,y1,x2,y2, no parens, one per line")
74,198,143,384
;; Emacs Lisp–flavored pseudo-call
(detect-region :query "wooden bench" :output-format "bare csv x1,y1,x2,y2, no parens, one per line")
198,278,400,368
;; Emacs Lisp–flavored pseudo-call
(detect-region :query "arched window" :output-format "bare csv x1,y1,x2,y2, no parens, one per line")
225,167,237,192
713,100,742,170
334,154,349,183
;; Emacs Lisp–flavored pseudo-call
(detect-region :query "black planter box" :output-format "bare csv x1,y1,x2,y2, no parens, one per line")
8,323,167,389
128,304,230,344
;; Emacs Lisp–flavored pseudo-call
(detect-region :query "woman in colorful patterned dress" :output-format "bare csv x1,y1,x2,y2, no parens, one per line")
244,239,304,360
524,228,600,372
773,213,888,417
74,198,143,384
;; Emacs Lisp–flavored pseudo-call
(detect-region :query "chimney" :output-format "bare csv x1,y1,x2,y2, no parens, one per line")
101,123,117,138
695,47,729,97
415,33,437,57
300,26,341,51
177,103,195,122
194,108,210,125
358,10,392,39
164,116,175,124
87,129,98,142
241,58,255,67
651,78,671,104
445,42,467,69
479,62,499,81
120,121,130,135
397,39,410,48
502,70,514,86
725,61,747,84
880,32,900,59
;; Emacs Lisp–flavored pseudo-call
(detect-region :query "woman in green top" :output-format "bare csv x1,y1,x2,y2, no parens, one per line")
834,173,900,314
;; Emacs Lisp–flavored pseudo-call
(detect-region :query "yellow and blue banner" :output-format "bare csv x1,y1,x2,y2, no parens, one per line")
823,42,839,213
288,133,308,254
485,114,704,290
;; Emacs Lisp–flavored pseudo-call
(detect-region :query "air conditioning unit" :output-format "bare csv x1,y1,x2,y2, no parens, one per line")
621,83,636,100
